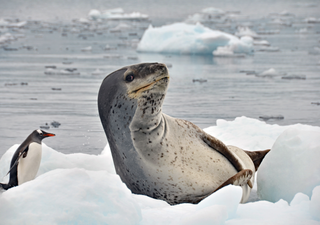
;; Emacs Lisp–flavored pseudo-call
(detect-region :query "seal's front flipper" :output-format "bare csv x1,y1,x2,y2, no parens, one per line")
215,169,253,193
202,133,244,173
244,149,270,171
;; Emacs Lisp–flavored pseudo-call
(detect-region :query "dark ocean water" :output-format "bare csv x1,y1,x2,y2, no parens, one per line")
0,0,319,156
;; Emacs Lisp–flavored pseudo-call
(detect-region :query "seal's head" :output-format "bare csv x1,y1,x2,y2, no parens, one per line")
98,62,169,180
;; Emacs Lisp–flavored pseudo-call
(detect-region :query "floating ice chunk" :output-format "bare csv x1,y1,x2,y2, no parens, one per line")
258,125,320,203
253,40,270,46
282,74,306,80
257,46,280,52
192,79,207,83
185,7,230,24
103,54,122,59
111,23,132,31
59,68,80,75
296,28,308,34
77,18,91,24
256,68,283,78
137,23,253,55
213,46,245,57
81,46,92,51
201,7,225,16
279,10,294,16
0,33,16,45
269,18,292,26
104,44,117,50
88,9,102,20
235,26,259,39
0,18,9,26
7,21,27,28
257,30,280,35
44,68,80,75
92,8,149,20
304,17,320,23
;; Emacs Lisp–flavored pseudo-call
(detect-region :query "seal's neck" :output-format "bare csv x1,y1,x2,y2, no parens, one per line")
129,92,165,132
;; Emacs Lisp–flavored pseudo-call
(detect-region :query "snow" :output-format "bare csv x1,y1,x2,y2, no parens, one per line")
0,116,319,224
137,23,254,55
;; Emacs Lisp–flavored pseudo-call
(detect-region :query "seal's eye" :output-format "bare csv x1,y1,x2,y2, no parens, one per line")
125,73,134,82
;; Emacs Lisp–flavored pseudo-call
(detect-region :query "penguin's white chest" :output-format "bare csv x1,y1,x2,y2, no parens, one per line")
18,142,42,185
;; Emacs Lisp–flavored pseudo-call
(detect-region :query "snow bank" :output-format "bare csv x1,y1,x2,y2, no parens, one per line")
137,23,253,55
0,117,319,224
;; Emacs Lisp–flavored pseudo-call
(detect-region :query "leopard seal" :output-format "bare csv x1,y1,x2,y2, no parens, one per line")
98,62,269,205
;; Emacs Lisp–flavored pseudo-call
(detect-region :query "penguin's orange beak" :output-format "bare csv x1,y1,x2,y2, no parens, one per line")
43,132,55,137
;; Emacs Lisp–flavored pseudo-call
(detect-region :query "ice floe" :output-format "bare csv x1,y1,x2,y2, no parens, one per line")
137,23,253,55
0,117,319,224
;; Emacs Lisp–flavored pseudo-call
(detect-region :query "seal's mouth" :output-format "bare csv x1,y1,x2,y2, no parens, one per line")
131,76,169,94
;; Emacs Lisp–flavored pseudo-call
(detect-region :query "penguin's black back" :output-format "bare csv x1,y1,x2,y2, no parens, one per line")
0,132,36,190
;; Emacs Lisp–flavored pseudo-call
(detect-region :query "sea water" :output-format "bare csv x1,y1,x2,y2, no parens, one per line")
0,0,319,156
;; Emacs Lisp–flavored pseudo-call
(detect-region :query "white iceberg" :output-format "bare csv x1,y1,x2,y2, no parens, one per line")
137,23,254,55
0,117,320,224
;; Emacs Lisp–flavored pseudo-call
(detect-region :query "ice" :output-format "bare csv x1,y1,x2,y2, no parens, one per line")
235,27,259,39
137,23,253,55
257,46,280,52
88,9,101,20
185,7,226,24
88,8,148,21
282,74,306,80
0,33,16,45
257,125,320,203
1,117,320,224
255,68,284,78
304,17,320,24
253,40,270,46
81,46,92,51
44,68,80,75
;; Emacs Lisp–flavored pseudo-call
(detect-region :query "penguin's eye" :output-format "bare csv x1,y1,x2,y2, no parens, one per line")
125,73,134,82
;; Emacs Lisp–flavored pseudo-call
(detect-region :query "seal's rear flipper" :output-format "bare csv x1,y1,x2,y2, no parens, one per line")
244,149,270,171
215,169,253,192
215,169,253,203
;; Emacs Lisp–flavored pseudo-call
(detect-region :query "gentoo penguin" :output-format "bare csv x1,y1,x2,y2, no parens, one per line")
0,129,55,190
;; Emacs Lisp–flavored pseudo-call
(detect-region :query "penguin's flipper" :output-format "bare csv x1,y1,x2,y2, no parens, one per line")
6,146,29,176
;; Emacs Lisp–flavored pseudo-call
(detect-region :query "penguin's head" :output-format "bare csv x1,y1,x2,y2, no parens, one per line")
32,129,55,143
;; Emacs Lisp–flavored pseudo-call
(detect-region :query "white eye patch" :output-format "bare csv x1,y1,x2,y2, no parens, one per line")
36,129,43,135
